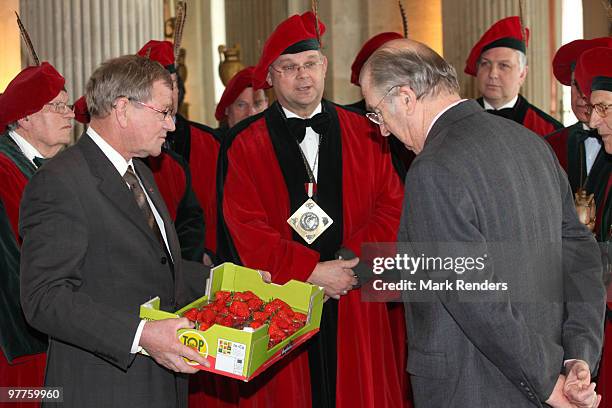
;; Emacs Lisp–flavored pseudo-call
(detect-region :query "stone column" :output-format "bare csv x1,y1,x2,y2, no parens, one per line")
20,0,164,98
19,0,164,136
442,0,560,119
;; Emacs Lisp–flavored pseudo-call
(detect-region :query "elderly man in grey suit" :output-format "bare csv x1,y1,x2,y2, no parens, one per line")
19,55,210,407
360,39,606,408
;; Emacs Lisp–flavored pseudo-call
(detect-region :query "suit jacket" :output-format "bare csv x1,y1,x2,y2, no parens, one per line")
399,100,605,407
19,134,208,408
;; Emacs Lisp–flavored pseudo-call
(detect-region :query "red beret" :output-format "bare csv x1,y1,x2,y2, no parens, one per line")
253,12,326,90
575,47,612,100
464,16,529,77
350,32,403,86
552,37,612,86
215,66,256,121
0,62,65,131
73,95,90,124
137,40,175,72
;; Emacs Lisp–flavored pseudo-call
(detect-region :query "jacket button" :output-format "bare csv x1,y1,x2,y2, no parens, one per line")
161,256,167,264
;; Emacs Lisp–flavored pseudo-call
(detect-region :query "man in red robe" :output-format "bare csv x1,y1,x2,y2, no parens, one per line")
0,62,74,406
576,46,612,408
214,66,268,131
211,11,407,408
138,41,222,265
465,16,562,136
546,38,612,241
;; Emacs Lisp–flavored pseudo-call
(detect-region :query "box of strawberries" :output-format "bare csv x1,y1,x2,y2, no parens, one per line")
139,262,324,381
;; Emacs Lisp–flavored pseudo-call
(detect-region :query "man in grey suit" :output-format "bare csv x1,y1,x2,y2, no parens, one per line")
19,55,209,407
360,39,606,408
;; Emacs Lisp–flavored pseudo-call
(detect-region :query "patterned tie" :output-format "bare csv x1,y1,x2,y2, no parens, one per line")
123,165,164,245
33,156,47,168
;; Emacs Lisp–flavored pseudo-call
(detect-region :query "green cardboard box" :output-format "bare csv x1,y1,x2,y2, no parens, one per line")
139,262,324,381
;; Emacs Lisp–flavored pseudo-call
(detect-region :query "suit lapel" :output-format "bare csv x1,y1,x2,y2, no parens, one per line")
133,159,181,263
77,134,164,250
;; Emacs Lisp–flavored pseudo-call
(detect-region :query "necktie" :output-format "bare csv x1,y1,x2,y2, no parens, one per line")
286,111,331,143
33,156,47,168
123,166,164,246
576,128,601,144
485,107,515,120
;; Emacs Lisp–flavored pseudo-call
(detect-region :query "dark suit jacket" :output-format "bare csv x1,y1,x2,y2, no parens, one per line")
19,134,208,407
399,100,605,407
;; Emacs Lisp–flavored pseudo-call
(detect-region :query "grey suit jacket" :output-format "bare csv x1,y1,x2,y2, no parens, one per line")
399,100,605,407
19,134,208,408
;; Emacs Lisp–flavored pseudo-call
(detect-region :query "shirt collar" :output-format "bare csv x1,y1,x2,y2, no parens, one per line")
86,127,132,176
426,99,468,138
8,130,44,164
482,95,519,111
282,103,322,120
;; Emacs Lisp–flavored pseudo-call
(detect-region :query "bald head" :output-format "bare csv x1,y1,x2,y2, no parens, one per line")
359,38,460,103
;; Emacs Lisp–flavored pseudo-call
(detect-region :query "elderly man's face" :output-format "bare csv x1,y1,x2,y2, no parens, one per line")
267,50,327,116
226,87,268,127
361,80,423,153
25,90,74,155
126,79,175,158
588,90,612,154
476,47,527,109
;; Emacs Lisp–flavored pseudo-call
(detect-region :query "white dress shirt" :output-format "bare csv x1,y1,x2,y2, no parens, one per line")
283,104,322,182
8,130,44,166
583,123,601,176
482,95,519,111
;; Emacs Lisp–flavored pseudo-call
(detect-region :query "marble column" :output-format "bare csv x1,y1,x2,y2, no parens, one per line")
19,0,164,132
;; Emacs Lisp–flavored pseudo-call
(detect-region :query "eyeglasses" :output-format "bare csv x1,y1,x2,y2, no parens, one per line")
586,102,612,118
45,102,74,114
365,85,401,126
128,98,173,121
270,60,324,77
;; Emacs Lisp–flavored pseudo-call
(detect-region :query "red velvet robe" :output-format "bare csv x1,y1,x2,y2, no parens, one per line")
191,102,409,407
0,139,46,408
477,94,563,137
147,149,206,262
165,115,221,258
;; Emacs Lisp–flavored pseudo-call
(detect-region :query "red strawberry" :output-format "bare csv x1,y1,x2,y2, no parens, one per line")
220,315,234,327
229,301,250,318
199,322,212,331
242,290,258,300
271,316,290,330
253,311,270,321
197,308,216,324
293,312,307,323
215,291,231,302
247,298,263,311
183,308,199,321
250,320,265,329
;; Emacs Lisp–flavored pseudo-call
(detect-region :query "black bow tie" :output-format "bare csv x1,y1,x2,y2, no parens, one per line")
286,112,330,143
485,107,515,120
576,128,601,143
33,156,47,168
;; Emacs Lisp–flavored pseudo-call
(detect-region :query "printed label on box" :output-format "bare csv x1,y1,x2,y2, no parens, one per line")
215,338,246,375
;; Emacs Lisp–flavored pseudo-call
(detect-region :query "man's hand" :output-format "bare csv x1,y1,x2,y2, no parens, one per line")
564,360,600,408
139,318,209,374
546,375,577,408
307,258,359,299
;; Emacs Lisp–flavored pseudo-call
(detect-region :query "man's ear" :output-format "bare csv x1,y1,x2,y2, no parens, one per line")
114,97,129,128
266,71,273,87
518,64,528,86
397,85,417,114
